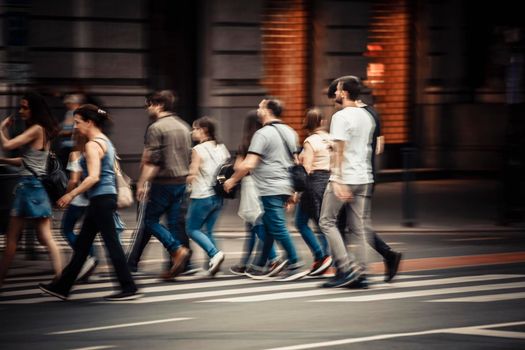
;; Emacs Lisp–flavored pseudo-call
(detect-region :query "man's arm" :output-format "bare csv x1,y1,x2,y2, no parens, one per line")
136,148,159,201
223,153,260,193
331,140,352,201
376,135,384,155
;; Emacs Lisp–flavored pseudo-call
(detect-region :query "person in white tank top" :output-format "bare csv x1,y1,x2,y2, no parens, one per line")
186,116,229,276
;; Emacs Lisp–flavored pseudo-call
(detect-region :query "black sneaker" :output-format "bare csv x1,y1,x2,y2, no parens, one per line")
245,266,269,280
346,275,369,289
229,264,247,276
104,291,144,301
39,283,68,301
321,268,361,288
265,259,288,277
275,267,310,282
384,251,402,282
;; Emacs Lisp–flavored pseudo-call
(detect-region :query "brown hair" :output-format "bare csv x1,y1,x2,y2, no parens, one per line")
193,116,221,143
303,108,325,134
74,104,111,128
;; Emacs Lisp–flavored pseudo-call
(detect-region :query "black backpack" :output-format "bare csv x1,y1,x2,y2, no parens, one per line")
201,144,239,199
214,162,239,199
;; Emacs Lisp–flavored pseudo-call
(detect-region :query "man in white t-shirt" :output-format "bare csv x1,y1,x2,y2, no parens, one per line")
319,76,376,288
327,76,402,283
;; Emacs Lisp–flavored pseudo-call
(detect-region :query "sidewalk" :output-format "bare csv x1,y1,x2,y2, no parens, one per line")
116,178,524,234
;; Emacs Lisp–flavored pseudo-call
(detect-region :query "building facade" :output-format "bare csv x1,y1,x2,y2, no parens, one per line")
1,0,522,179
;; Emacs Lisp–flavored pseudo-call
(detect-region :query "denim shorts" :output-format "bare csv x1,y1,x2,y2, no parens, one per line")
10,176,52,218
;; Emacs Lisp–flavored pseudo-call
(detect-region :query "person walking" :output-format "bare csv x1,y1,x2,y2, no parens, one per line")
0,92,64,288
186,117,229,276
326,76,402,283
319,77,378,289
39,104,141,301
224,98,305,281
134,90,192,279
229,111,280,275
295,108,333,276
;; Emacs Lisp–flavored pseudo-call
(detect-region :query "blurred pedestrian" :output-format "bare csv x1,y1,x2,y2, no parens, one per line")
229,111,279,275
186,116,229,276
57,93,85,170
326,76,402,283
319,77,375,288
225,98,305,281
295,108,333,276
39,104,141,301
134,90,192,280
0,92,64,289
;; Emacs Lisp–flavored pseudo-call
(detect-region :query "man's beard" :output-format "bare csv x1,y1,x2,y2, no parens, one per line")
335,96,343,105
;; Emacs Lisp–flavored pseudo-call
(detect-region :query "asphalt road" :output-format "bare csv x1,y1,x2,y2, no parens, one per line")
1,231,525,350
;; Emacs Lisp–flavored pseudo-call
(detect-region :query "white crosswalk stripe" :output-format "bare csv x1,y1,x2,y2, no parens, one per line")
0,273,524,305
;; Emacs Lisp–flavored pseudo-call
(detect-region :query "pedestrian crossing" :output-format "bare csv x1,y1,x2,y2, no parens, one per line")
0,272,524,305
0,230,139,251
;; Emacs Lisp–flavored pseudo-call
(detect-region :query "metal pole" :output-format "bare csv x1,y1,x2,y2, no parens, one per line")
402,147,417,227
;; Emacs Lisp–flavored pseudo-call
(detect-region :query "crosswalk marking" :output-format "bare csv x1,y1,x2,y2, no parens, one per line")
311,281,525,302
1,273,524,305
447,328,525,339
262,321,525,350
0,274,423,304
0,276,271,304
1,272,243,298
428,291,525,303
202,274,524,303
47,317,192,335
114,281,321,304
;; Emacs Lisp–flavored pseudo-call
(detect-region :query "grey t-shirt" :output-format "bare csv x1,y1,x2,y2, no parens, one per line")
247,122,298,196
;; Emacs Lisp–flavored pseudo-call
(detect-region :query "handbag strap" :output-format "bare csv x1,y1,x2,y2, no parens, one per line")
269,124,295,161
200,142,222,168
22,159,40,178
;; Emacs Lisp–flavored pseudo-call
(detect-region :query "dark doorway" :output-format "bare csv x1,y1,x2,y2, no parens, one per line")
148,0,200,124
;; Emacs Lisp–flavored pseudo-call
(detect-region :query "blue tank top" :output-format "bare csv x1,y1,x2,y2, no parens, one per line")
80,136,117,199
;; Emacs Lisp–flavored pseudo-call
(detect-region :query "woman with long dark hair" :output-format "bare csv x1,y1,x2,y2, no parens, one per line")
0,92,63,288
39,104,141,301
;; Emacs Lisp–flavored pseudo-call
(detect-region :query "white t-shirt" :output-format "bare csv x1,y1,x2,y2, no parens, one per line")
66,157,89,207
330,107,375,185
190,141,230,199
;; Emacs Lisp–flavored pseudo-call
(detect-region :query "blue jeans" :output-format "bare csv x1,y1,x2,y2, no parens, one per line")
255,195,300,267
61,204,94,257
241,223,277,266
186,195,223,258
295,204,328,261
144,183,186,253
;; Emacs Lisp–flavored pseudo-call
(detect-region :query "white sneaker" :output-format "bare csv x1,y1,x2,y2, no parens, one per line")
208,251,225,276
77,257,98,281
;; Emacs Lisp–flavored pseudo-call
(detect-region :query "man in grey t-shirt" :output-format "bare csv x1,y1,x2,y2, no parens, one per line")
225,98,304,280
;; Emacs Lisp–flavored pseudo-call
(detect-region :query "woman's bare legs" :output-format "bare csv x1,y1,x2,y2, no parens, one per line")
0,216,25,288
36,218,63,278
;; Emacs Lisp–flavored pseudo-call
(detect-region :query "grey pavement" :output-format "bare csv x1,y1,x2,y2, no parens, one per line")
116,178,525,234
